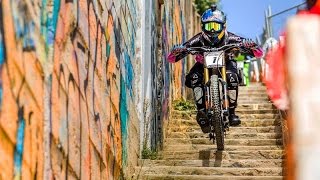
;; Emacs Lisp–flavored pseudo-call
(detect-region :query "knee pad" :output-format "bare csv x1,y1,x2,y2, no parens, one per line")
227,72,239,108
227,72,239,89
228,89,238,108
185,72,203,88
193,86,205,109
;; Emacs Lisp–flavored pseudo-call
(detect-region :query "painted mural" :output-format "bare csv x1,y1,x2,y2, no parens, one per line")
0,0,199,179
142,0,200,152
0,0,4,108
158,0,199,117
0,0,138,179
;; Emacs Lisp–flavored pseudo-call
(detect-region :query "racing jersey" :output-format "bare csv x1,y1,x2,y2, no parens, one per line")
168,31,263,63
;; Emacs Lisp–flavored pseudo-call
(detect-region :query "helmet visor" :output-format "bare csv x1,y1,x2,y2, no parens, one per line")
204,22,223,32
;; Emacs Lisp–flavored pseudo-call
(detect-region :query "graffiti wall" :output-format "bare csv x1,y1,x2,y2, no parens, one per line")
0,0,140,179
0,0,200,179
148,0,200,149
160,0,201,100
0,0,4,108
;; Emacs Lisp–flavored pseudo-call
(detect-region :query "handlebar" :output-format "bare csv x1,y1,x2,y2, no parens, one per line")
187,43,243,54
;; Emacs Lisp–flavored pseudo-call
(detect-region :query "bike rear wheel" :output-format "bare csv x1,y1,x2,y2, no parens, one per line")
210,75,225,151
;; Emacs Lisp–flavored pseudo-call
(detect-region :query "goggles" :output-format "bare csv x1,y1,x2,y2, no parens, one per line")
204,22,223,32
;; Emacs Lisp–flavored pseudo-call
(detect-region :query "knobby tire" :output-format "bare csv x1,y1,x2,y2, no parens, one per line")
210,75,225,151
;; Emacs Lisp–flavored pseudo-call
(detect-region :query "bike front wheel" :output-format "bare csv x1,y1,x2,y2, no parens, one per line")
210,75,225,151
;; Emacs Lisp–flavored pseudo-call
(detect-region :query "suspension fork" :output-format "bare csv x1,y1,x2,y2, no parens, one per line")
220,67,229,116
204,68,210,111
204,67,229,116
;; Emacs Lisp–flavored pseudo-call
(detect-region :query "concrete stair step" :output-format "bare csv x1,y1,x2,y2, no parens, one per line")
238,96,269,100
238,101,271,104
239,89,267,93
171,111,279,120
169,119,281,128
169,126,282,134
238,96,269,99
239,102,272,105
238,97,270,101
171,111,196,120
236,109,278,114
163,145,283,152
139,159,284,168
230,126,282,133
239,86,267,91
239,91,268,96
160,150,284,160
238,91,269,95
141,174,283,180
164,138,283,146
238,91,269,98
237,104,275,110
238,119,281,127
138,166,283,176
238,113,280,119
167,132,282,139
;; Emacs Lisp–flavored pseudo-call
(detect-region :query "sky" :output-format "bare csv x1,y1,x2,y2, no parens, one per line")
220,0,305,40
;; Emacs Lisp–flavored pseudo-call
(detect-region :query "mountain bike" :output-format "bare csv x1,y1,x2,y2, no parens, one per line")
187,43,242,151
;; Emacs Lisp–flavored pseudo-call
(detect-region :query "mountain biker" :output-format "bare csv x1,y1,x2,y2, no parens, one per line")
167,5,263,133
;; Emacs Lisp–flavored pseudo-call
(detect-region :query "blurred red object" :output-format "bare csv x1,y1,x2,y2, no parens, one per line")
264,36,289,110
264,1,320,110
300,0,320,14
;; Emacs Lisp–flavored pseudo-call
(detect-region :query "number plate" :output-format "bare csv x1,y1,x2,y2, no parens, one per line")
204,51,225,68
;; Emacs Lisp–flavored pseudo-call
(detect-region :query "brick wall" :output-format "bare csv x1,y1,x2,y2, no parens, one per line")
0,0,200,179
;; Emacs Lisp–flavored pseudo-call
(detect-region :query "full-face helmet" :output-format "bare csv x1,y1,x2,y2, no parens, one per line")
201,5,227,44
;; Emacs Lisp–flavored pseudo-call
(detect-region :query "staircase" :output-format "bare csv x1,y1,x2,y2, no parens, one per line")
135,83,285,180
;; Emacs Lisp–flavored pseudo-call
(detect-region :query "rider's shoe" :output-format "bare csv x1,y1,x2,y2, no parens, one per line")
196,110,211,133
229,114,241,126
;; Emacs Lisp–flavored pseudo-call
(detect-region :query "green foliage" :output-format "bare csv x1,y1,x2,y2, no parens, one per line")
141,146,158,160
194,0,220,15
173,99,196,111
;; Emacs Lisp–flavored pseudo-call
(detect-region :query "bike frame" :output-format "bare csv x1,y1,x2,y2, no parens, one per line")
186,43,245,149
204,65,229,117
187,43,242,126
